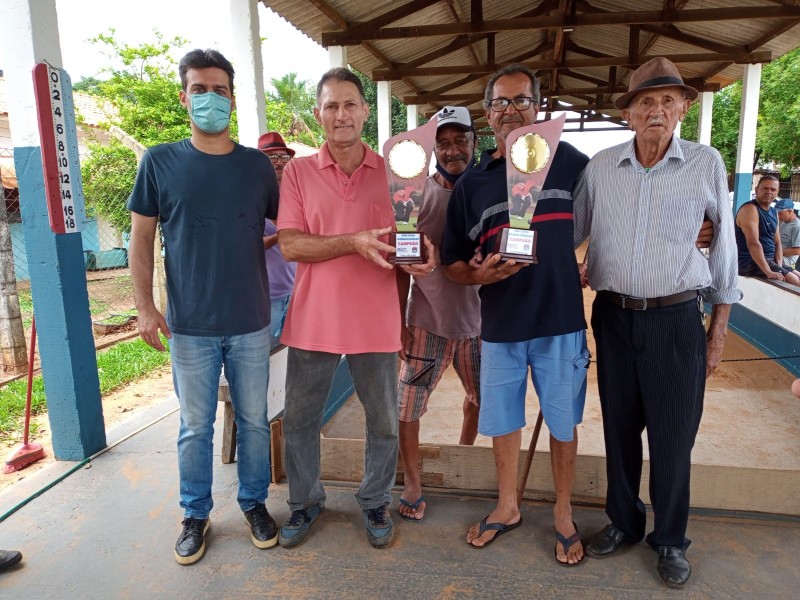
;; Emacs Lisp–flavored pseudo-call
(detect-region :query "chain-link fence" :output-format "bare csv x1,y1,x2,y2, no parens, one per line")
0,145,138,374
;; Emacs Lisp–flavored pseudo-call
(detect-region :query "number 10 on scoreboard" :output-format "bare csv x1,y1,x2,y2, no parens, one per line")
33,63,86,234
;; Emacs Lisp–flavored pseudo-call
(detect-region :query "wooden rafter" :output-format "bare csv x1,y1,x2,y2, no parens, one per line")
372,50,772,80
322,6,800,45
404,79,721,104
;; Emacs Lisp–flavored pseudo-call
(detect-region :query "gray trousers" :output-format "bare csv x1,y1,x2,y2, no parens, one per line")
283,348,399,511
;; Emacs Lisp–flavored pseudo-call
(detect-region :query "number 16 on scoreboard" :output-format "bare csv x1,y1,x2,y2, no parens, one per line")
33,63,86,234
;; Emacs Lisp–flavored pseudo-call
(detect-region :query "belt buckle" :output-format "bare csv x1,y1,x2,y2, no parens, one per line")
621,295,647,310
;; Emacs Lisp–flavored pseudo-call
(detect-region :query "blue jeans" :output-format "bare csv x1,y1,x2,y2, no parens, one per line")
170,325,271,519
269,293,291,351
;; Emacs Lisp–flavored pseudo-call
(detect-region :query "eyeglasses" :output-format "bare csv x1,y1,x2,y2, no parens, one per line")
488,97,537,112
267,154,292,164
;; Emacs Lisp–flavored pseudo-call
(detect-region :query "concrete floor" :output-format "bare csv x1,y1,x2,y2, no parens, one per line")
1,396,799,599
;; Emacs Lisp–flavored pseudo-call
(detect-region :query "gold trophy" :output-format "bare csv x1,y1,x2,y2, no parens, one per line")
495,114,566,263
383,118,437,264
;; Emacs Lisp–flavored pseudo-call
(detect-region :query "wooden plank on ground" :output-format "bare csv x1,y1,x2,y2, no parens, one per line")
319,437,800,515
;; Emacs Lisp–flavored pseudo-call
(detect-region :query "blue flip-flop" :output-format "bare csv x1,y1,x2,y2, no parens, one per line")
398,496,426,522
555,521,585,566
467,515,523,549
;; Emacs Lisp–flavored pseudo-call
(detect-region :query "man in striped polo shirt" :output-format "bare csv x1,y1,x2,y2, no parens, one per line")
441,64,591,565
573,57,741,588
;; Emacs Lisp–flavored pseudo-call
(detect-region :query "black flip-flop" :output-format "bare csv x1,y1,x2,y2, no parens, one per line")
554,521,585,567
467,515,523,549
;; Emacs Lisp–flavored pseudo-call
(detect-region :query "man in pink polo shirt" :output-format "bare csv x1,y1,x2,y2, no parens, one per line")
276,67,433,549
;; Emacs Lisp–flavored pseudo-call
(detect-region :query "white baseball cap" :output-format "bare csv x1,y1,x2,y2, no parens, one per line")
433,106,473,131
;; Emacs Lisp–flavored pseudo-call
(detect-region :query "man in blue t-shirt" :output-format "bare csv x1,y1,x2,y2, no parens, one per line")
127,49,279,565
441,65,590,565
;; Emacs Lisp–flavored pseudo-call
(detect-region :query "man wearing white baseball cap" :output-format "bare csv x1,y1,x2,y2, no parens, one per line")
396,106,481,523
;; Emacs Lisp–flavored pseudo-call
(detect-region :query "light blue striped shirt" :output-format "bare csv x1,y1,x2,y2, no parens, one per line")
573,137,741,305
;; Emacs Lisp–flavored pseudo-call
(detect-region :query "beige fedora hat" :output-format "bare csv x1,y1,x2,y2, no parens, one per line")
614,57,699,110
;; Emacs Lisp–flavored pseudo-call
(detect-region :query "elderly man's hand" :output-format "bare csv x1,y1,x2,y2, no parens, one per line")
352,227,395,269
696,218,714,248
706,331,725,378
472,252,527,284
398,236,436,278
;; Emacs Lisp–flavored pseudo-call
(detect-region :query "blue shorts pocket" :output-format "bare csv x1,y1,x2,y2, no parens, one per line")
572,347,591,399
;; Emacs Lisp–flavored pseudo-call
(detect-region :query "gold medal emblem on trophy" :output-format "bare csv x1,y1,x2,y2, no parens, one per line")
495,114,566,264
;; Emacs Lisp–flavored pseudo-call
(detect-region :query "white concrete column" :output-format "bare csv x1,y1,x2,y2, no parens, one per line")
698,91,714,146
407,104,419,131
377,80,392,151
228,0,266,148
733,63,762,212
674,120,682,138
329,46,348,69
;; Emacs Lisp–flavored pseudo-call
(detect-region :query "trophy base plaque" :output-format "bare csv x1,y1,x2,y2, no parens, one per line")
495,228,538,264
389,232,428,265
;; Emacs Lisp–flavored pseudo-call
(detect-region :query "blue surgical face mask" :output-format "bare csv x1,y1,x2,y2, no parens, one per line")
188,92,232,134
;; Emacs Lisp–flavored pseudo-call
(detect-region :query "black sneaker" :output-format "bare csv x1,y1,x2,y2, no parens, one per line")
244,504,279,549
174,517,209,565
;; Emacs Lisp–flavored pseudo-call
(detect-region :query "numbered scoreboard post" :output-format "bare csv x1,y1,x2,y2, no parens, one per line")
32,63,87,234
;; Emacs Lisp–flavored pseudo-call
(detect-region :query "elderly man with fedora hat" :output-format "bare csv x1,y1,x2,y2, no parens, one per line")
573,57,740,587
257,132,297,349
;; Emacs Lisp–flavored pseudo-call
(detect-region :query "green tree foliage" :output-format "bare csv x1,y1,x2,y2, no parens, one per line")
81,140,138,233
758,48,800,176
267,73,322,146
682,81,742,173
682,48,800,175
78,31,192,232
87,31,193,145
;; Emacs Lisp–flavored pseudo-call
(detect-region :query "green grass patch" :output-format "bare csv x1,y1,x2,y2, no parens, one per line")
0,337,170,442
17,290,33,329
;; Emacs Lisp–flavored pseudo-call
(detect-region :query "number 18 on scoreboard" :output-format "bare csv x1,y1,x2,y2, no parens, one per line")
33,63,87,234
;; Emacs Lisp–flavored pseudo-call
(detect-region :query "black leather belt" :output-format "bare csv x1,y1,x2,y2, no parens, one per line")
598,290,698,311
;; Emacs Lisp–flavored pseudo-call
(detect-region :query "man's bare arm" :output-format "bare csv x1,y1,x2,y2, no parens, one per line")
129,212,171,350
279,227,395,268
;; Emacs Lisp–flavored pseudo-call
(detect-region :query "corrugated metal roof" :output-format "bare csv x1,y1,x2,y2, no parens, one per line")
261,0,800,130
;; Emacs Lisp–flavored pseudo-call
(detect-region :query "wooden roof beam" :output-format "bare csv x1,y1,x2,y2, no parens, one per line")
445,0,480,65
373,50,773,79
344,0,441,40
411,40,551,98
305,0,349,29
746,18,800,52
300,0,426,93
322,6,800,45
405,81,720,104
